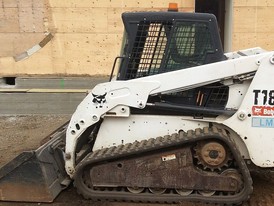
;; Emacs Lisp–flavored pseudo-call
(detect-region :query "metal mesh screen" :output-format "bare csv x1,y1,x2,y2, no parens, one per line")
206,86,229,108
125,20,213,80
137,23,167,77
126,21,170,79
163,22,214,72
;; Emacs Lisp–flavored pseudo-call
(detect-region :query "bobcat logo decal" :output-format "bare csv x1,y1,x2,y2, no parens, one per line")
92,93,107,108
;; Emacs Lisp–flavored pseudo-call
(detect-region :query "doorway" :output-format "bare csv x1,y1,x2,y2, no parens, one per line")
195,0,232,52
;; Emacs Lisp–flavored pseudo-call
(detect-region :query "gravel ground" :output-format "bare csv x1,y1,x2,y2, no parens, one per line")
0,115,274,206
0,115,70,168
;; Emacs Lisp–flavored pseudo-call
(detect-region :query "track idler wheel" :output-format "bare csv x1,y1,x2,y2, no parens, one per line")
221,169,243,193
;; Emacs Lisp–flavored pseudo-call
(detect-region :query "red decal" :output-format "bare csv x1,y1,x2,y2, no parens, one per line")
252,106,274,116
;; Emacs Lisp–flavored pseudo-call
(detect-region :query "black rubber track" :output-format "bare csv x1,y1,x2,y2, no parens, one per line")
74,127,253,205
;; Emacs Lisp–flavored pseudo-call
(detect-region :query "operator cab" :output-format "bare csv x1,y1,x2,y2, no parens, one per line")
116,12,229,117
117,12,225,80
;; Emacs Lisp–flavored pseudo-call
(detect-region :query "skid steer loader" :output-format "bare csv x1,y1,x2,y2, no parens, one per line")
1,7,274,205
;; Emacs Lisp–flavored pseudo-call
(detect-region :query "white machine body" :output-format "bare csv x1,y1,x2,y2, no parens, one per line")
65,47,274,177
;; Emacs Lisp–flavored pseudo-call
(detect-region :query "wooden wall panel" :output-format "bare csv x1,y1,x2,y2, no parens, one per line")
52,8,108,33
0,8,19,33
0,1,194,76
0,33,44,56
233,0,258,7
257,33,274,48
49,0,186,8
232,2,274,51
0,43,53,75
0,0,273,76
0,0,52,59
257,7,274,33
232,33,257,50
233,7,256,33
19,7,35,32
234,0,274,6
107,8,124,34
2,0,18,8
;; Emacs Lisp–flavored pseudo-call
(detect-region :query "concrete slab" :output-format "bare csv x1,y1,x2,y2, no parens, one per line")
0,76,108,115
14,76,108,89
0,93,86,115
0,88,88,93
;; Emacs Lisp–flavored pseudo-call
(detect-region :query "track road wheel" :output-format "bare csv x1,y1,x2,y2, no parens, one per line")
127,187,144,194
149,188,166,194
198,190,216,197
175,188,193,196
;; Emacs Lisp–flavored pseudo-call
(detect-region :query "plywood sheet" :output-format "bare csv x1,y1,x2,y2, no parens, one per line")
0,0,196,76
233,33,274,51
257,7,274,33
256,33,274,51
0,8,19,32
59,33,122,75
232,32,257,50
233,5,274,51
0,33,123,76
0,33,45,57
107,8,124,34
233,0,258,7
233,7,256,33
0,0,53,58
181,0,195,8
2,0,18,8
234,0,274,6
19,7,35,32
122,0,181,8
266,0,274,6
49,0,185,8
52,8,108,33
49,0,112,8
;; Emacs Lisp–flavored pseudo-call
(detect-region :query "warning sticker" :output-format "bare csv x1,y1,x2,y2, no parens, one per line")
162,154,176,161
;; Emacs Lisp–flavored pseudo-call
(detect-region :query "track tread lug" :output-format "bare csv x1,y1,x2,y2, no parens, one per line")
186,130,193,138
195,128,202,136
204,127,209,134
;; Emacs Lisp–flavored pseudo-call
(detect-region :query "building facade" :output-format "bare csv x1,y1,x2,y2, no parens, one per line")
0,0,273,76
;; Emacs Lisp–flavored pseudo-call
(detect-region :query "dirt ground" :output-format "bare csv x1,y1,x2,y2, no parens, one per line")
0,115,274,206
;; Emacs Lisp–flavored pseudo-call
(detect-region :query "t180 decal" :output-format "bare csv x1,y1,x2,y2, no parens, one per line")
253,90,274,105
252,90,274,116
